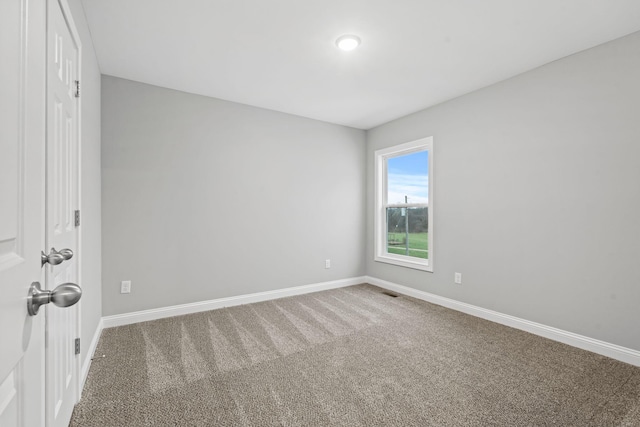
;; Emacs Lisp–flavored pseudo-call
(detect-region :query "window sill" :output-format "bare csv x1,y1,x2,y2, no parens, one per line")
374,254,433,272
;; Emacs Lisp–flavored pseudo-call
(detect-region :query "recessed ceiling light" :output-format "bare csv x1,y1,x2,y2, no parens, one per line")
336,35,361,51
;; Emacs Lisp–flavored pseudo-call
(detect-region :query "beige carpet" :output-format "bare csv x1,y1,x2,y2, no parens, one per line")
71,284,640,426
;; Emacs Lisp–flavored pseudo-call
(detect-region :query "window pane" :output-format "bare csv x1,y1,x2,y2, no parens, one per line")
387,150,429,204
386,207,428,259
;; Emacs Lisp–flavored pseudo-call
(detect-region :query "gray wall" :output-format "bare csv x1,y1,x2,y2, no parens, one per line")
101,76,366,316
366,32,640,351
68,0,102,367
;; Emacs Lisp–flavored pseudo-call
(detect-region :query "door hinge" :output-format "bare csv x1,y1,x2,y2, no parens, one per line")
74,80,80,98
75,338,81,355
75,210,80,227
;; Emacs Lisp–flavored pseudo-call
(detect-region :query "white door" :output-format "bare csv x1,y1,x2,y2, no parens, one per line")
0,0,47,426
45,1,82,426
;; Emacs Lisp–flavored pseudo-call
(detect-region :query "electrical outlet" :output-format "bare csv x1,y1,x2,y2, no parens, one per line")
454,273,462,285
120,280,131,294
325,259,331,269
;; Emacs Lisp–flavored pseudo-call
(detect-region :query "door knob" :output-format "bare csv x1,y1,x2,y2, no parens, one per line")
27,281,82,316
41,247,73,266
58,248,73,260
41,248,64,266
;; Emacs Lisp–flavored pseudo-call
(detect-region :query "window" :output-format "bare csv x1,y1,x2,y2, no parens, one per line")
374,137,433,272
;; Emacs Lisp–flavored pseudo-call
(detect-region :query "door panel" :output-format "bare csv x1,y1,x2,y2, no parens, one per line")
0,0,27,375
0,371,19,426
0,0,47,425
46,1,81,426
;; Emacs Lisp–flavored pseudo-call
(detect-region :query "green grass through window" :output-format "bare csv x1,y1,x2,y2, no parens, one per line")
387,232,428,259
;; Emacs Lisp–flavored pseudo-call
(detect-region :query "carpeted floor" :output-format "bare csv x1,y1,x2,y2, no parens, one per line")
71,284,640,426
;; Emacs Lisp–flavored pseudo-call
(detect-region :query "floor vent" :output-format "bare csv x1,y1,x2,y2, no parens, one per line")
381,291,399,298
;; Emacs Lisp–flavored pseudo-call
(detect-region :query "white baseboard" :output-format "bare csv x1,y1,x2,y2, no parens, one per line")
365,276,640,367
102,276,367,329
80,317,104,396
97,274,640,367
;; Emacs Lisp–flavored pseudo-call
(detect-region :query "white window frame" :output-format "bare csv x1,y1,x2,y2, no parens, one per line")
374,137,434,272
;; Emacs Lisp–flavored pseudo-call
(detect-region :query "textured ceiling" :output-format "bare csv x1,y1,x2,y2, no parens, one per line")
81,0,640,129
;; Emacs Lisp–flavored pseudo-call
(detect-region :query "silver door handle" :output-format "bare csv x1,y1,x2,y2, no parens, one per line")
27,281,82,316
58,248,73,260
41,249,63,266
41,247,73,266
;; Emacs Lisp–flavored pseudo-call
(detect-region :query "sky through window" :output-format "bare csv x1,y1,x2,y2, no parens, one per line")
387,150,428,204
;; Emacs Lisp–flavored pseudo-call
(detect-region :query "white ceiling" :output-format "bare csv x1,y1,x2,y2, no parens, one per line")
81,0,640,130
